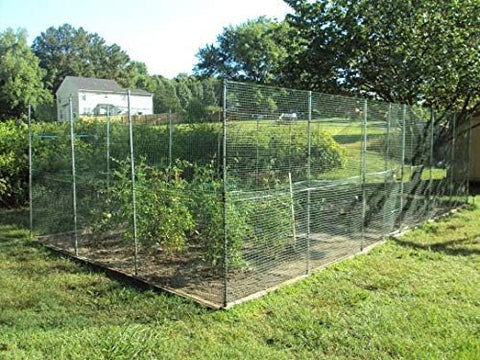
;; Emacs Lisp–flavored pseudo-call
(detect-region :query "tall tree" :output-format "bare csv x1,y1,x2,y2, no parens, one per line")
125,61,156,92
174,73,194,111
151,74,221,122
152,76,181,113
0,28,52,120
32,24,145,92
194,17,292,84
284,0,480,117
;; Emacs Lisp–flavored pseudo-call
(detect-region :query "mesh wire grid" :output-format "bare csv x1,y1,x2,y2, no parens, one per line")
30,82,471,308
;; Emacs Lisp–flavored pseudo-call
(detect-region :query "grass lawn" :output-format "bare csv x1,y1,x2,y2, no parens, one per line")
233,119,446,181
0,199,479,359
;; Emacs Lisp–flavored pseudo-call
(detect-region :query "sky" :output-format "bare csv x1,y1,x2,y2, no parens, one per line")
0,0,292,78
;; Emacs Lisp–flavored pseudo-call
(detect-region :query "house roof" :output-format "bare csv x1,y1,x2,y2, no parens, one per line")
64,76,123,92
59,76,152,96
129,88,152,96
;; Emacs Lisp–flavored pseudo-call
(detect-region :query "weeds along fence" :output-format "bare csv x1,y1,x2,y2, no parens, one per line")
29,81,471,308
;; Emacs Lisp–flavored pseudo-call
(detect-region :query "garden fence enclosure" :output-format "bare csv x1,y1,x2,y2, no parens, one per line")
29,81,471,308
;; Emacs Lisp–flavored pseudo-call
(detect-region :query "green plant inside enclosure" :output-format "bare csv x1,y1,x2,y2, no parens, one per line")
86,158,295,270
27,118,348,271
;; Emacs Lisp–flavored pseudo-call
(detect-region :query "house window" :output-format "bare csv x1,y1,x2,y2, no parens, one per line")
82,94,86,101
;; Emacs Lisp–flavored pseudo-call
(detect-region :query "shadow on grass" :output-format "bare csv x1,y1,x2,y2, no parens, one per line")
0,208,29,229
470,182,480,196
0,222,33,255
333,133,382,145
392,235,480,257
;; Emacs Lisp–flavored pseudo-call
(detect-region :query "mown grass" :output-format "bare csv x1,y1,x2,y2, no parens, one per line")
228,119,447,182
1,200,479,359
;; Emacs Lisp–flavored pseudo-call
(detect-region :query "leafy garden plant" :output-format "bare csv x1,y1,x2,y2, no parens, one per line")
8,118,345,272
102,159,195,256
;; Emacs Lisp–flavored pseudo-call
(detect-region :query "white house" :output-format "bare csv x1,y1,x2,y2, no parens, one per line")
56,76,153,121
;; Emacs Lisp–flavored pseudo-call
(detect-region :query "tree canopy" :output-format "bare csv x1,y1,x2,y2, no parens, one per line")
195,1,480,118
152,74,221,121
0,28,52,120
194,17,292,84
2,2,479,122
284,0,480,116
32,24,149,92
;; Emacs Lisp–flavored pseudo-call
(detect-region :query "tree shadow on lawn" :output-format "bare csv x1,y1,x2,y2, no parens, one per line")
333,133,383,145
0,207,30,229
392,235,480,257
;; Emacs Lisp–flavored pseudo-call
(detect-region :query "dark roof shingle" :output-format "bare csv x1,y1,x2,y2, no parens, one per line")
64,76,124,92
61,76,152,96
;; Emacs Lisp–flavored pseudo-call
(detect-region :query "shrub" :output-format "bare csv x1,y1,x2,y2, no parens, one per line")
0,120,28,207
88,159,252,269
105,159,195,256
245,190,293,258
187,162,253,270
227,123,345,188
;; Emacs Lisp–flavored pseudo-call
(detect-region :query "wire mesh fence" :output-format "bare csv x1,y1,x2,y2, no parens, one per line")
30,80,471,308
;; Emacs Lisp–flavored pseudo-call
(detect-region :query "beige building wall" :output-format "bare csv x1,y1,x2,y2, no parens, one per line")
471,116,480,182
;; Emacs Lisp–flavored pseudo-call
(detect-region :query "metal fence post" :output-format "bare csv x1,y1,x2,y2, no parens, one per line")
168,109,173,168
127,90,139,275
288,121,292,173
222,80,228,308
432,114,436,208
428,109,435,218
361,99,368,251
306,90,312,274
255,112,260,189
383,103,391,238
106,105,111,189
399,105,407,215
69,96,79,256
449,113,457,205
28,104,33,236
467,115,472,204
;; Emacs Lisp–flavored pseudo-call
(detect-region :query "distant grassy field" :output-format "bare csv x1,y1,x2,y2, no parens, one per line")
223,118,445,182
73,117,449,182
1,200,479,359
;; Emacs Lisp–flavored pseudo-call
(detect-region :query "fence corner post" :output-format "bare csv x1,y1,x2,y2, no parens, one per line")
28,104,33,237
306,90,312,274
168,108,173,168
127,90,139,276
69,96,79,256
449,113,457,206
360,99,368,251
466,114,472,204
222,79,228,308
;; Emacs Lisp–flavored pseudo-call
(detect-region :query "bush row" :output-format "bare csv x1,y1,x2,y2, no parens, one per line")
3,119,345,269
0,120,28,207
1,119,346,207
